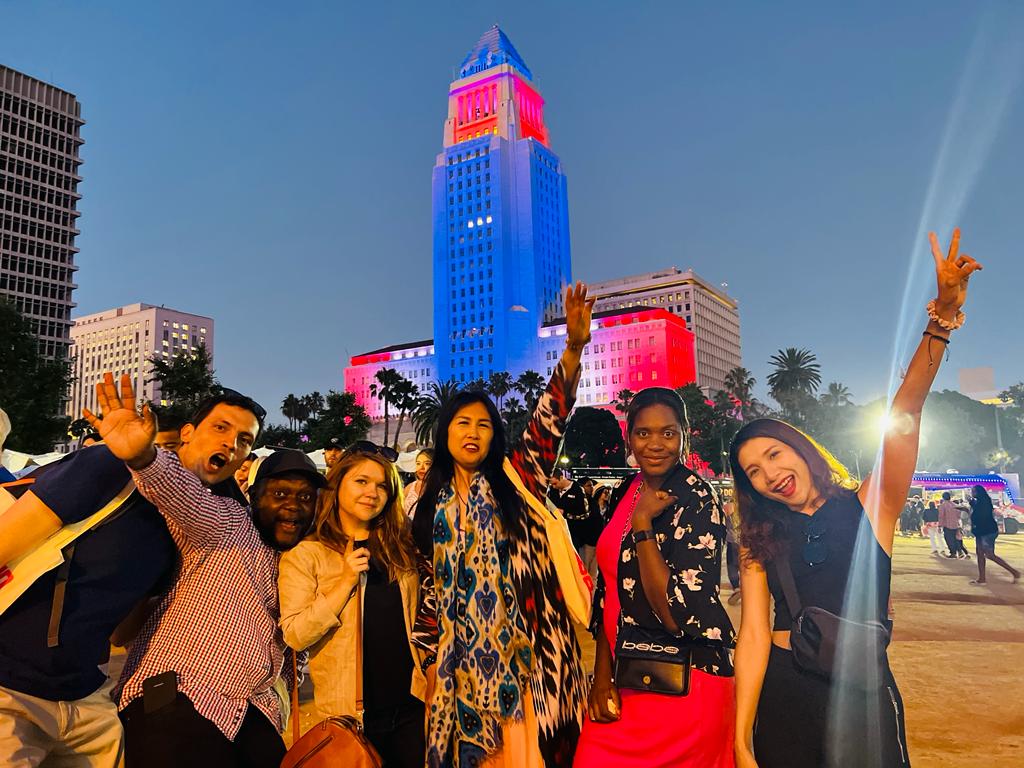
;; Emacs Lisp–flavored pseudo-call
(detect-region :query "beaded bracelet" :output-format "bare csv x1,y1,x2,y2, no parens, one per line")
926,299,965,331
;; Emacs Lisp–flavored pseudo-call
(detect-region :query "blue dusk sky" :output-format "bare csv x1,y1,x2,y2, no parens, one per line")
3,1,1022,420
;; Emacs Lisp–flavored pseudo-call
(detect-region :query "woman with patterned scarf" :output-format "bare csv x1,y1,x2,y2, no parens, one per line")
412,282,595,768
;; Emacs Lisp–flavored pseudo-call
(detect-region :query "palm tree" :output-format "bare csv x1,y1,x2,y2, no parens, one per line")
723,367,756,405
613,388,636,414
281,394,301,430
820,381,853,408
500,395,530,449
412,379,461,446
369,367,403,447
487,371,514,410
390,377,420,451
302,391,325,426
514,370,546,411
767,348,822,399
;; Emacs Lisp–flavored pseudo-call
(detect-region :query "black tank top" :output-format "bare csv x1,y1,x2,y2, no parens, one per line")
766,490,892,632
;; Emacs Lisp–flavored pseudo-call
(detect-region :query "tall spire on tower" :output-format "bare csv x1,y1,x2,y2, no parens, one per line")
459,25,532,80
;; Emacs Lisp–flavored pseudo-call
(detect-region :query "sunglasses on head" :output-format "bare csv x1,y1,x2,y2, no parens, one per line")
218,387,268,423
802,515,828,567
344,440,399,463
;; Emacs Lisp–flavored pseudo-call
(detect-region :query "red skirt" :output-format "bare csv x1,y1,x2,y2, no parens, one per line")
573,669,736,767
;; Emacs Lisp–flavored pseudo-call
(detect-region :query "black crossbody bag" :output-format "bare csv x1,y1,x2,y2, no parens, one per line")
774,556,890,690
613,627,693,697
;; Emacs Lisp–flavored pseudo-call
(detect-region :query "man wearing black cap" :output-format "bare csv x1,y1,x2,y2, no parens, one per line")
83,374,324,768
323,437,344,470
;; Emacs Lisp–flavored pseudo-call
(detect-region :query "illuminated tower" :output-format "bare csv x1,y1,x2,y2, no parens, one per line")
432,26,571,383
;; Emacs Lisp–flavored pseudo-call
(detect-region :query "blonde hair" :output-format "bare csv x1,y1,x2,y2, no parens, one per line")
313,451,417,582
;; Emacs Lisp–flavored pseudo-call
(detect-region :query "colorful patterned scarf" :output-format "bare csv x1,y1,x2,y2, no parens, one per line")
427,473,535,768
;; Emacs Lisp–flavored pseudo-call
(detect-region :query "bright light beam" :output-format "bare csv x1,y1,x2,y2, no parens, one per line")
831,8,1024,762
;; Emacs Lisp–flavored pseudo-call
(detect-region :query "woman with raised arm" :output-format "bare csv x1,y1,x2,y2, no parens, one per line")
731,229,981,768
412,283,595,768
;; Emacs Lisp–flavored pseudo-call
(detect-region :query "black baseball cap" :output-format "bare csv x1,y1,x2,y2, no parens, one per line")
254,449,327,488
325,437,344,451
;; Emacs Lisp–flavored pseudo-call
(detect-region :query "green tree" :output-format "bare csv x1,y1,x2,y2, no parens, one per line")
767,347,822,425
563,407,625,467
500,396,530,453
820,381,853,408
723,367,756,414
487,371,514,410
464,377,488,393
306,390,371,450
281,394,301,430
613,388,636,414
0,300,74,452
390,378,420,451
369,368,403,447
514,370,546,411
146,342,218,425
257,424,304,450
412,380,461,446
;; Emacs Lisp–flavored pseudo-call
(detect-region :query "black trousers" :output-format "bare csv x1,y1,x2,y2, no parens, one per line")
363,699,426,768
120,695,286,768
943,527,967,556
753,645,909,767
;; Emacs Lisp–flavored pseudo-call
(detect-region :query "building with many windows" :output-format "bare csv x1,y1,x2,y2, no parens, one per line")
588,268,741,395
1,65,84,359
432,25,571,384
67,303,214,420
345,28,727,421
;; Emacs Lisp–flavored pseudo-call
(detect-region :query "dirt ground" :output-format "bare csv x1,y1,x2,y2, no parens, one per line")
111,535,1021,765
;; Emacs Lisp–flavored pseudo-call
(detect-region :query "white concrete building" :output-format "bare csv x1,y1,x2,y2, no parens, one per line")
67,303,214,419
587,268,741,395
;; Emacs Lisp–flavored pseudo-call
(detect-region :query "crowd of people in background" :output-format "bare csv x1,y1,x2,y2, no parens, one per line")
0,234,1019,767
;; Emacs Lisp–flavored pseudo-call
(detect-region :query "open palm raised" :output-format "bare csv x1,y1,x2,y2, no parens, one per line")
83,372,158,466
564,281,596,346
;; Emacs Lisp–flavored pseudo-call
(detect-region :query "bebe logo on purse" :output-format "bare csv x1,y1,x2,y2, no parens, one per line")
621,641,681,654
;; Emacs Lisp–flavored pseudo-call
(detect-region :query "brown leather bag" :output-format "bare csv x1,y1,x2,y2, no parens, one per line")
281,580,382,768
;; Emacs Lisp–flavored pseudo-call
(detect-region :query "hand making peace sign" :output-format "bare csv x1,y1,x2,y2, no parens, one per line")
929,227,982,314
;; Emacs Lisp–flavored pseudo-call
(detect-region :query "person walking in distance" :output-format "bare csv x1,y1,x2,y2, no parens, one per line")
938,492,967,559
922,501,944,555
968,484,1020,585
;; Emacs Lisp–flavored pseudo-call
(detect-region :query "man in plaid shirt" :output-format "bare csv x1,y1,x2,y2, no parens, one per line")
86,374,323,768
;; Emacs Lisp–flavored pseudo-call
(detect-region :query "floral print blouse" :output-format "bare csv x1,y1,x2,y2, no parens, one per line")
591,462,737,676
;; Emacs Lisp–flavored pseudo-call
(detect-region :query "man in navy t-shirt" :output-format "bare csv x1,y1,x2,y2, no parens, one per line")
0,387,264,768
0,446,175,767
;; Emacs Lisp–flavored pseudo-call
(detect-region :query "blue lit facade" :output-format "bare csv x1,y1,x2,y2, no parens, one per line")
431,26,571,384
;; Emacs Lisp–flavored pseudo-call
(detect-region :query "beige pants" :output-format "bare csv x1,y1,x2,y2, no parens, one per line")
0,679,124,768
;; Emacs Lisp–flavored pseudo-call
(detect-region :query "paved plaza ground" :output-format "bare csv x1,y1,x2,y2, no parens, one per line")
149,533,1016,765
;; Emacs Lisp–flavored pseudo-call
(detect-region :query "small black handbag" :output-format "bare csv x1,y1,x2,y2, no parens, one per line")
613,628,692,697
775,556,891,690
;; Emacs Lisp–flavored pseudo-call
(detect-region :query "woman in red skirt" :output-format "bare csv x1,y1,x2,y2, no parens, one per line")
574,387,736,767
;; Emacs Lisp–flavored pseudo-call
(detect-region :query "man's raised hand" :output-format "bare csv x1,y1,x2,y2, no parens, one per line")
82,372,159,469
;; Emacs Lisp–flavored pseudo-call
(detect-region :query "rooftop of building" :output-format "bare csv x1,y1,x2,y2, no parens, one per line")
541,305,688,330
587,266,738,308
459,25,532,81
71,302,214,325
353,339,434,357
0,65,83,120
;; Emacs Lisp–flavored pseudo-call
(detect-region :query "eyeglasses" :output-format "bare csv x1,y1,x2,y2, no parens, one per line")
218,388,268,423
344,440,399,462
802,515,828,567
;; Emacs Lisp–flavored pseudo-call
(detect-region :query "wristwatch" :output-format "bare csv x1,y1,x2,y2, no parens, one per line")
632,528,657,545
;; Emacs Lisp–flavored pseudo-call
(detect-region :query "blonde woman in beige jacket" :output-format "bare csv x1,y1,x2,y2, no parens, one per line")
279,443,438,768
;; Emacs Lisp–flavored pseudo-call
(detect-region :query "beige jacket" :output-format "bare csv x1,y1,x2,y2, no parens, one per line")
278,540,428,720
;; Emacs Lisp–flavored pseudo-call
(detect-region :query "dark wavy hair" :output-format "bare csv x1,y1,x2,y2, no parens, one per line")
728,418,859,564
411,390,524,559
